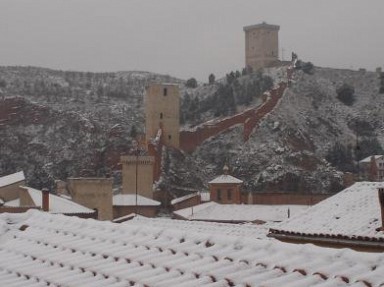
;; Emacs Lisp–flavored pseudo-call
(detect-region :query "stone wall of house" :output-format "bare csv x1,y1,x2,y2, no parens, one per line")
251,193,331,205
172,194,201,211
67,178,113,220
0,181,25,202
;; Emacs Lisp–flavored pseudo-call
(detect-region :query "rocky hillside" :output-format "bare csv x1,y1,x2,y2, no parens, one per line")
164,67,384,196
0,65,383,195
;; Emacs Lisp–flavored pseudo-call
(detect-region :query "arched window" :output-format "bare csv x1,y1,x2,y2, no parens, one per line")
160,113,163,119
163,88,167,96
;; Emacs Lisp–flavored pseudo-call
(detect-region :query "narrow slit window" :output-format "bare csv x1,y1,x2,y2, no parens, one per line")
160,113,163,119
163,88,167,96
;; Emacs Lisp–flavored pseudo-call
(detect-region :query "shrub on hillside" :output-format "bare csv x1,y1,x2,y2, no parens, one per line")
326,143,356,172
295,60,314,75
336,83,355,106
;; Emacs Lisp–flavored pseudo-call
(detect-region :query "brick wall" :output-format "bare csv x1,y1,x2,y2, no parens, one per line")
172,194,201,211
251,193,331,205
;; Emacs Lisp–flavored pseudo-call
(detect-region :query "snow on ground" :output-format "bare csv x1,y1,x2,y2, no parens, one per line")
174,202,309,223
1,210,384,286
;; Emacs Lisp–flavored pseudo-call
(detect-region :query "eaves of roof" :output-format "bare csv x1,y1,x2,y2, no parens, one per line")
268,229,384,251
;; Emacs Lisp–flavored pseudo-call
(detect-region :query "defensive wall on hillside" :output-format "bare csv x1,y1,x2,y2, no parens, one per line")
179,79,289,153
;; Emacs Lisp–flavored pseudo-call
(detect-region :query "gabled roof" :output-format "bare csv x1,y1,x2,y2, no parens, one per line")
0,171,25,188
1,210,384,286
270,182,384,242
208,174,243,184
113,194,161,206
174,202,308,223
359,155,384,163
21,186,94,214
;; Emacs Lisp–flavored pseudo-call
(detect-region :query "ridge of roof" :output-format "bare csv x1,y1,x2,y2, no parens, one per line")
208,174,243,184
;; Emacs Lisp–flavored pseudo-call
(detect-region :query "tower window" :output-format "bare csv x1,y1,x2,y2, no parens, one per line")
168,135,172,140
163,88,167,96
160,113,163,119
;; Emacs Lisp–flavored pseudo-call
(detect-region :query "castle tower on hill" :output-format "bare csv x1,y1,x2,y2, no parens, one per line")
243,22,280,71
145,83,180,148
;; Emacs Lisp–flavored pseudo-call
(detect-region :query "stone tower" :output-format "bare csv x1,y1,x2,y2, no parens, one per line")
145,83,180,148
243,22,279,71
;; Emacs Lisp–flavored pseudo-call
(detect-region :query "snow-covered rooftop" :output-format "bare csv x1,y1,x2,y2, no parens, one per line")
21,186,94,214
113,194,161,206
359,155,384,163
271,182,384,239
208,174,243,184
0,171,25,188
126,216,271,240
1,210,384,286
174,202,308,223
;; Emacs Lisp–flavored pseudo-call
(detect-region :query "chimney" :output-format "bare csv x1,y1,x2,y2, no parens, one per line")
379,187,384,230
223,164,229,175
42,188,50,212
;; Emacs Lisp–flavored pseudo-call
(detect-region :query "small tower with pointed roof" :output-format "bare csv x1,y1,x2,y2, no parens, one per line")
209,165,243,204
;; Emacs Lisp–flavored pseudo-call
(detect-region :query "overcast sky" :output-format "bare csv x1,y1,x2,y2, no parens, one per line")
1,0,383,81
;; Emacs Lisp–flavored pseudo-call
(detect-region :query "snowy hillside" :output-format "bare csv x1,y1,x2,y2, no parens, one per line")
0,65,383,195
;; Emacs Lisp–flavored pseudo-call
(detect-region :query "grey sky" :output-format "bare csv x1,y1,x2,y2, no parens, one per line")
1,0,383,81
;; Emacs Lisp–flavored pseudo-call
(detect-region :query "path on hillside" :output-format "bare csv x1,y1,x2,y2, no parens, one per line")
179,67,293,153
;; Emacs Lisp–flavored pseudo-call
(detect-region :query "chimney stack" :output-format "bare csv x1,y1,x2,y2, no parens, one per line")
378,187,384,230
42,188,50,212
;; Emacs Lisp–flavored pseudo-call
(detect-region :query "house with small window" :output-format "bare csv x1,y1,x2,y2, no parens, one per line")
208,165,243,204
359,155,384,181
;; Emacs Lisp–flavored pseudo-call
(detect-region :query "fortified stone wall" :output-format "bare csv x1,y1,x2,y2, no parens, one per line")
180,82,288,153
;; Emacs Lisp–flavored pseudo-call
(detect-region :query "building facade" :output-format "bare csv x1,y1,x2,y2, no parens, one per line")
359,155,384,181
243,22,279,71
209,166,243,204
67,178,113,220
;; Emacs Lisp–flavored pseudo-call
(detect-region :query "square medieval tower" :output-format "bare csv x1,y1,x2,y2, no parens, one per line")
243,22,279,71
145,83,180,148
